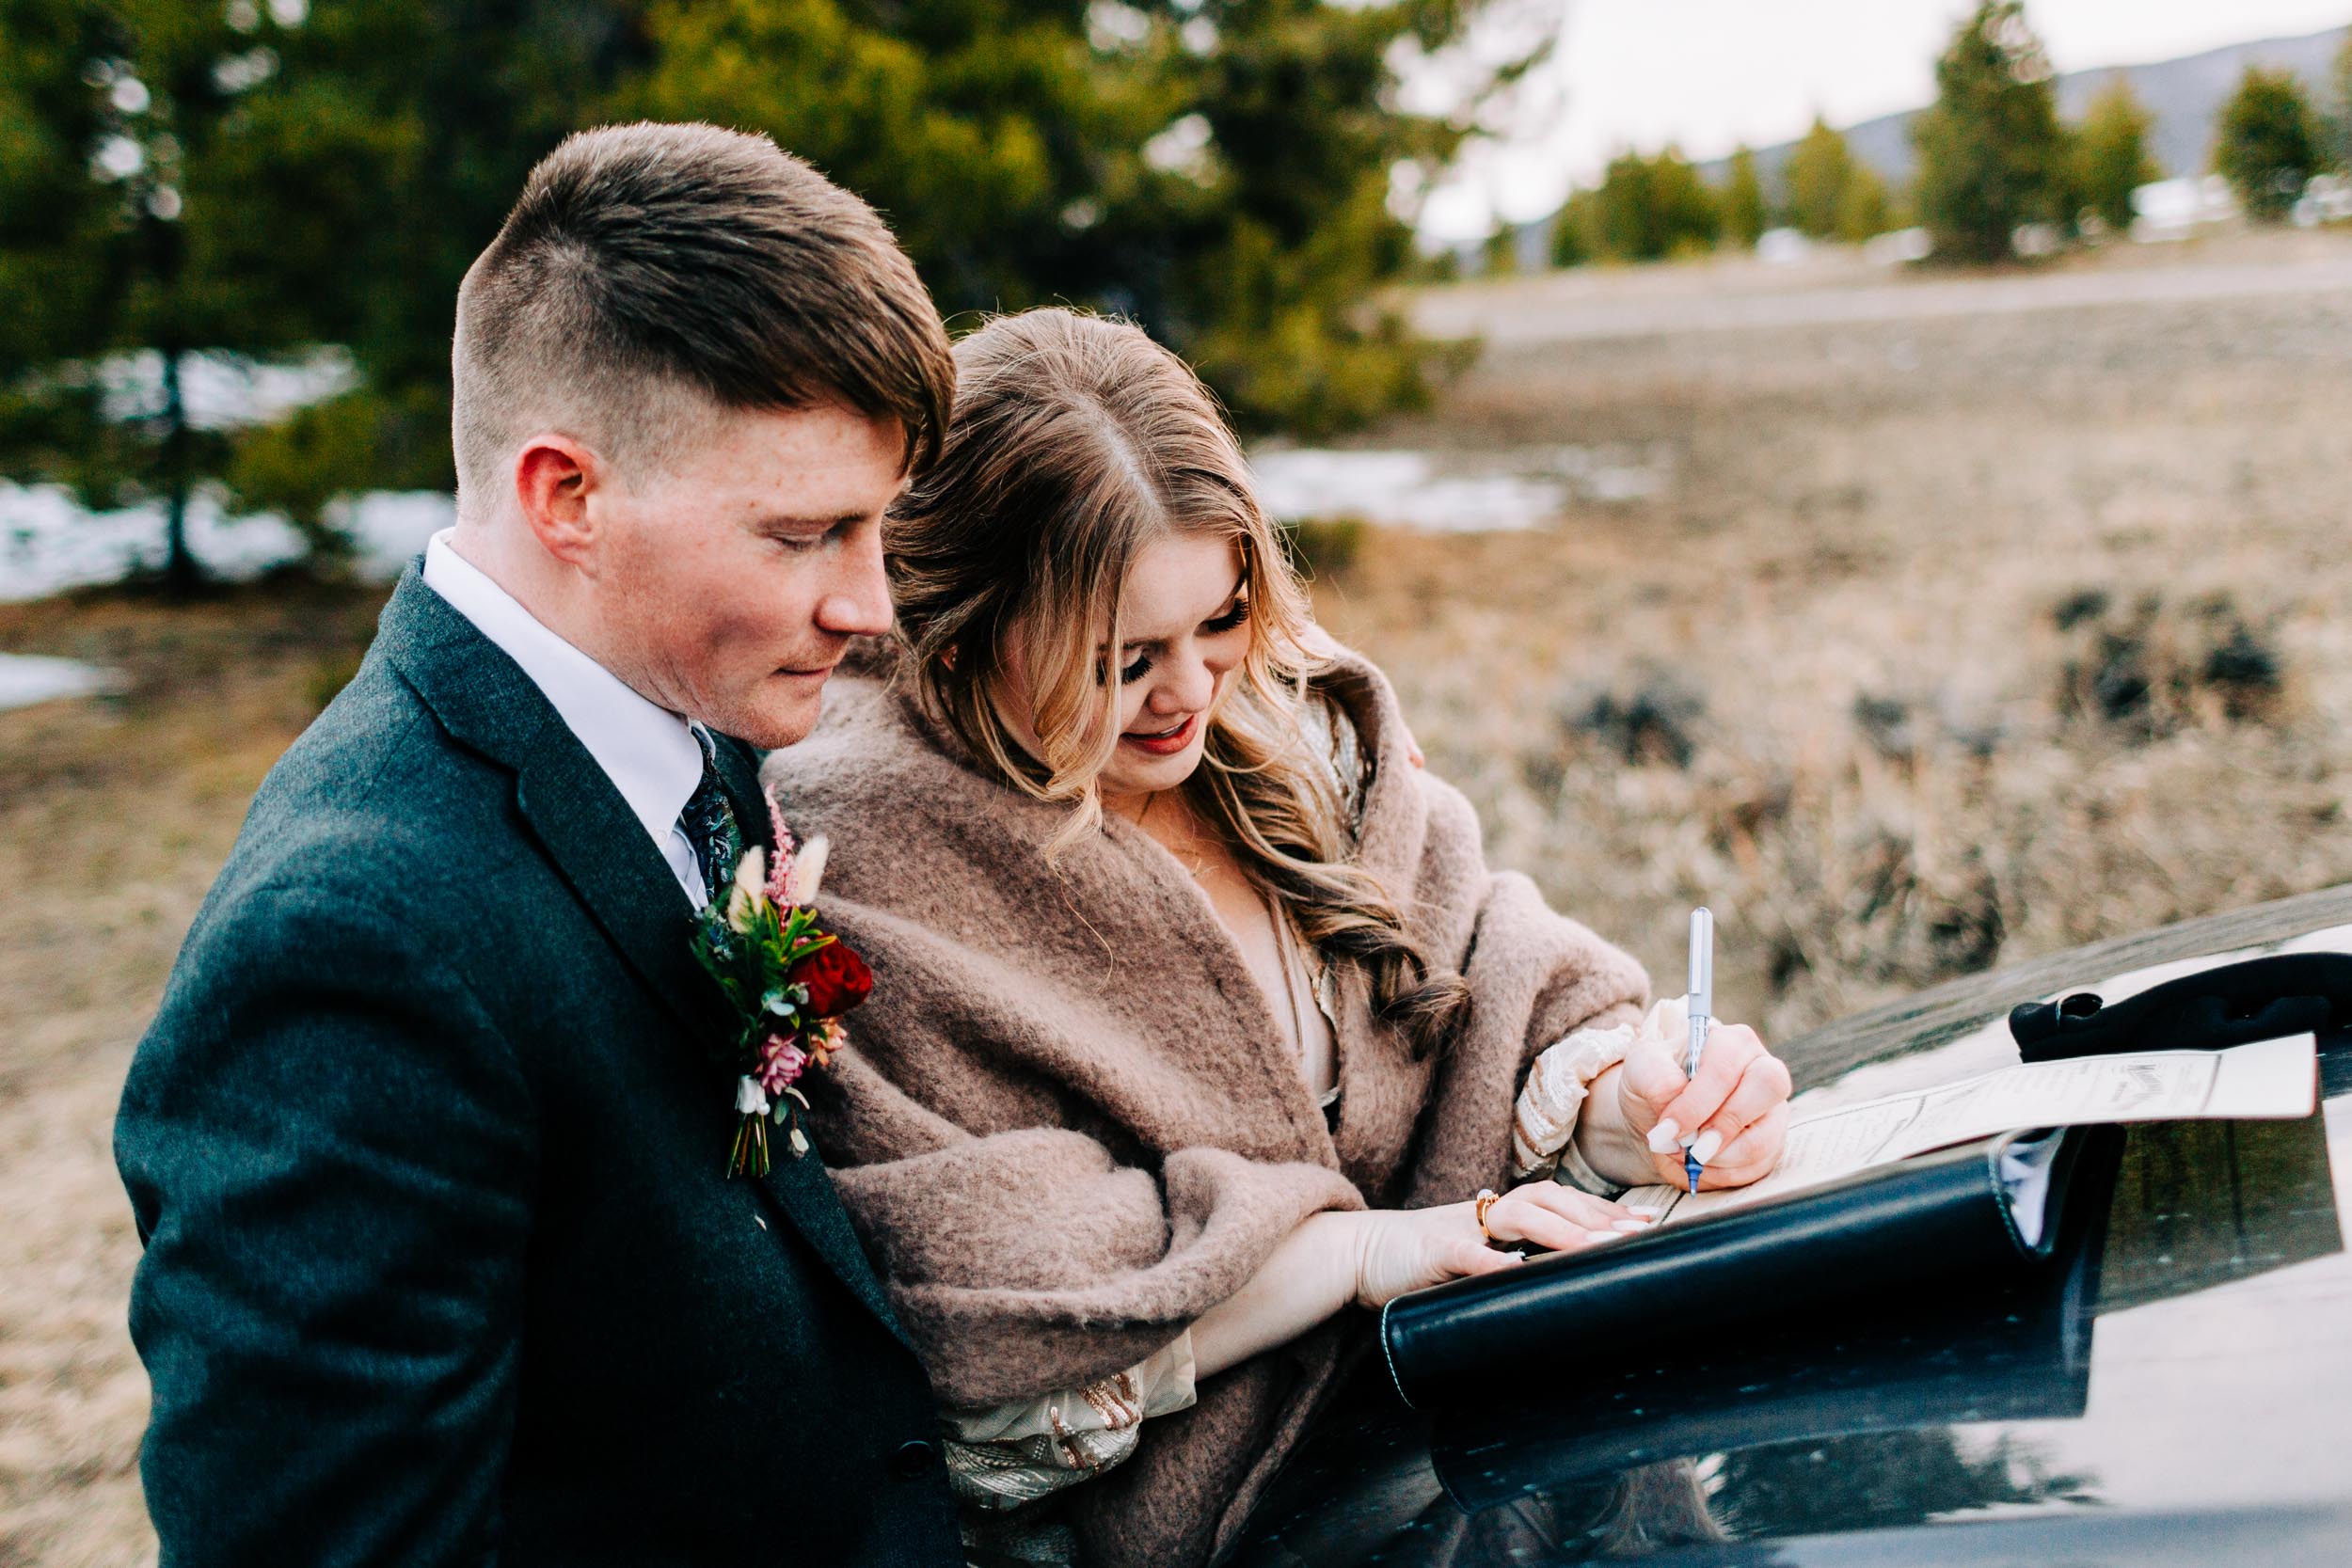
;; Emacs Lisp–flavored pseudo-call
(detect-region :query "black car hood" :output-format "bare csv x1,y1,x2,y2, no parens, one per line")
1230,894,2352,1567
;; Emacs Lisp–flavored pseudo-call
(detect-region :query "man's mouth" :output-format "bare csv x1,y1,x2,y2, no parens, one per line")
1120,714,1198,755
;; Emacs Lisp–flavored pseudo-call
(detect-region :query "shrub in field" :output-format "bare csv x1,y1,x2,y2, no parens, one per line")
2053,590,2286,737
1555,665,1707,769
1280,515,1366,579
1851,693,1919,762
1695,751,2008,1016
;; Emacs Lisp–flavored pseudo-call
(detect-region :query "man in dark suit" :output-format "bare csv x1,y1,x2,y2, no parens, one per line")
115,122,965,1566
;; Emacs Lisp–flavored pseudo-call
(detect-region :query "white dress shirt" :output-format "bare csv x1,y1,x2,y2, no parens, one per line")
421,530,713,907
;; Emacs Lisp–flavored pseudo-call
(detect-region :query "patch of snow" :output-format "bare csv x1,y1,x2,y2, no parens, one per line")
0,483,452,602
1756,228,1813,265
0,653,123,711
1248,444,1670,532
1864,228,1932,267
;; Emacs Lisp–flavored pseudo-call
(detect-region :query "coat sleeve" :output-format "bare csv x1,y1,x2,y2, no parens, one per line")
819,1061,1362,1408
116,879,536,1568
1392,767,1652,1208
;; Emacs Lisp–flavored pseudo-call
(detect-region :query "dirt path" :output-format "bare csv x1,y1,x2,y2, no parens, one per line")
1409,229,2352,344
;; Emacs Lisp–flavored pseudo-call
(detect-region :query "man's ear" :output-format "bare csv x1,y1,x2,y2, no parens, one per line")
512,433,606,570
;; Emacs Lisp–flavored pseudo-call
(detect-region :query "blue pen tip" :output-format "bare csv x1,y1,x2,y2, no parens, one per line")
1685,1152,1701,1194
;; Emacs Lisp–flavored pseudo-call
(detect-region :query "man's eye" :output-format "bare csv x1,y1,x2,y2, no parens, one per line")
1119,652,1153,684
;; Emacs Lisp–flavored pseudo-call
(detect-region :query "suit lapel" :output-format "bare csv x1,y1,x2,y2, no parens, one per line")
706,731,913,1343
377,568,914,1351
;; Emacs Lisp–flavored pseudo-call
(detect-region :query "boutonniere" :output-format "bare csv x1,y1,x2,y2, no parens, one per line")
690,786,873,1178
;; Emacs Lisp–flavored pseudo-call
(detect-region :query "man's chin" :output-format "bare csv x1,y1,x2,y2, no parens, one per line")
726,678,830,751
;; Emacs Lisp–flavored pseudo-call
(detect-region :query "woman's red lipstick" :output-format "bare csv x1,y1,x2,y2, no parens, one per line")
1120,714,1197,755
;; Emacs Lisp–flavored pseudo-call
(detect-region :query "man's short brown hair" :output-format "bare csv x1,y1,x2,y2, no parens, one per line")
452,121,953,513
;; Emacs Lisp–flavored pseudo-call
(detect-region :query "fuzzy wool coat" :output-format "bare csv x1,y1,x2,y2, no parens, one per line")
760,651,1649,1568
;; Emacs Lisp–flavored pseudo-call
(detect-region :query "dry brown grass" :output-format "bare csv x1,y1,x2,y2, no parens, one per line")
5,239,2352,1561
1311,257,2352,1040
0,580,383,1566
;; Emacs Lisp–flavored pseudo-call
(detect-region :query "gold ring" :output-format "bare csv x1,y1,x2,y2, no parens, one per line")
1474,1187,1500,1241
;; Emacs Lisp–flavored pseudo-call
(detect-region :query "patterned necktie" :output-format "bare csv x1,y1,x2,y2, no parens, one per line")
681,727,744,908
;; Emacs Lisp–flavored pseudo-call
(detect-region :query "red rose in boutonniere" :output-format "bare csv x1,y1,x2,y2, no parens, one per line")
788,939,872,1020
689,786,873,1178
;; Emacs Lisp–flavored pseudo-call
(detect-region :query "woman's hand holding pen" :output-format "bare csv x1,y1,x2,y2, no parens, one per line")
1577,997,1793,1190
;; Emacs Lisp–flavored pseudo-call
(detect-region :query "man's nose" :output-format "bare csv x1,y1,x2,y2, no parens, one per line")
814,523,894,638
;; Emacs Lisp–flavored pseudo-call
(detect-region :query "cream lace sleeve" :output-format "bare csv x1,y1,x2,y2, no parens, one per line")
1513,995,1693,1194
939,1332,1200,1513
1510,1020,1637,1194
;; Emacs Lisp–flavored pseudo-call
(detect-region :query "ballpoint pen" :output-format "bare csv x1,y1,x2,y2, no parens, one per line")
1685,907,1713,1195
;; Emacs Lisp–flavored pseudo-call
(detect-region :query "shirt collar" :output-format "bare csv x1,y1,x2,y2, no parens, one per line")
421,530,704,850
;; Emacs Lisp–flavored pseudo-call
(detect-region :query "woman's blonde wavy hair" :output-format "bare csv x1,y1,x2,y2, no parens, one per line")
887,309,1470,1061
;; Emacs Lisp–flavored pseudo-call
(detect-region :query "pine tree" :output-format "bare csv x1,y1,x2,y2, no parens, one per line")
1719,145,1767,248
2333,27,2352,172
6,0,1545,588
632,0,1539,436
1586,147,1718,261
2073,76,2160,235
2214,65,2327,223
0,0,628,587
1834,161,1891,242
1549,187,1597,268
1911,1,2070,264
1784,118,1853,238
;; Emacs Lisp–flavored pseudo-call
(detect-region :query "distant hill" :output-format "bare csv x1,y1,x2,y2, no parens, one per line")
1717,26,2348,189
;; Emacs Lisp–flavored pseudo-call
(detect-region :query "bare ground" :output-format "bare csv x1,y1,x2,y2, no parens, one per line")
0,582,381,1567
6,230,2352,1560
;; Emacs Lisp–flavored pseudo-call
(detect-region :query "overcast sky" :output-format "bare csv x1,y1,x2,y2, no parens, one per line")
1419,0,2352,239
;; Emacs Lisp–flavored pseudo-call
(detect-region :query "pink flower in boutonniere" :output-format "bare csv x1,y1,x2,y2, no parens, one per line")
689,795,872,1179
755,1034,810,1095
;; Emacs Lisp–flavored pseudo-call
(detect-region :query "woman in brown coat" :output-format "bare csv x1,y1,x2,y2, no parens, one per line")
760,309,1791,1568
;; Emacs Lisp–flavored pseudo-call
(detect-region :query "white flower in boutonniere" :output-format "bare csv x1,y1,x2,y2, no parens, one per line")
726,846,768,933
785,833,829,907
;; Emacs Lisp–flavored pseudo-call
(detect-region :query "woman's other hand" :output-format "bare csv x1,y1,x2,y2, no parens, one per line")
1604,1000,1791,1190
1347,1182,1654,1308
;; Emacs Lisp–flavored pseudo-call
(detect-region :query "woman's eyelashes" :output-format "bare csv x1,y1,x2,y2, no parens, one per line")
1114,599,1252,685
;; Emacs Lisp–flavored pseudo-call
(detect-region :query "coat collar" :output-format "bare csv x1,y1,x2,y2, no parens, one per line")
375,565,910,1345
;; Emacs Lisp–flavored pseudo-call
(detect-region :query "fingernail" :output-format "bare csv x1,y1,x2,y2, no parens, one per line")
1677,1128,1698,1148
1611,1219,1649,1232
1645,1118,1680,1153
1584,1229,1627,1245
1690,1130,1723,1165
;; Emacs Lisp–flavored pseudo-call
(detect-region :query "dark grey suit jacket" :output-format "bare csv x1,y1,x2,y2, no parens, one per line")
116,567,963,1566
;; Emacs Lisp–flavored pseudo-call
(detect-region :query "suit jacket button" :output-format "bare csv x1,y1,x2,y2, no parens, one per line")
891,1438,939,1479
